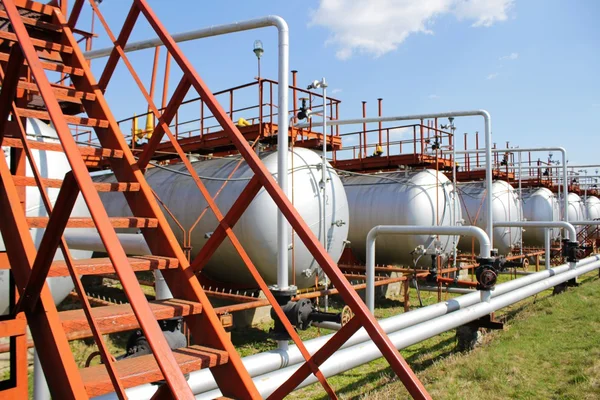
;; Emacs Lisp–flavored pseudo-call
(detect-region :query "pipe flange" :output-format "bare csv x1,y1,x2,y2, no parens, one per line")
475,257,497,290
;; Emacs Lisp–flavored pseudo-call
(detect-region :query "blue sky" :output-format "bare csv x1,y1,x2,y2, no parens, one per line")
81,0,599,170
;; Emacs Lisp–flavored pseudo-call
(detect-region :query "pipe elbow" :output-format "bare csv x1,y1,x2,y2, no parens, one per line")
266,15,289,34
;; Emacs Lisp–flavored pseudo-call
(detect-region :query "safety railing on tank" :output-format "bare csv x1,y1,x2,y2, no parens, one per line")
330,121,454,165
71,77,342,154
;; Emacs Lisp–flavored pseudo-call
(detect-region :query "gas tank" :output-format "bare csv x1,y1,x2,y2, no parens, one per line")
457,180,523,255
521,187,561,246
563,192,586,234
342,169,460,267
94,148,349,289
585,195,600,239
1,119,92,315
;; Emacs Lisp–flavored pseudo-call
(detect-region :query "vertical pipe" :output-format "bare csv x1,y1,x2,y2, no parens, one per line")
475,132,480,167
413,126,417,156
149,46,160,101
362,101,367,156
291,70,298,123
229,90,234,121
321,82,328,311
277,24,290,293
161,53,171,109
419,121,424,159
544,229,551,270
377,98,382,146
33,349,50,400
518,151,523,255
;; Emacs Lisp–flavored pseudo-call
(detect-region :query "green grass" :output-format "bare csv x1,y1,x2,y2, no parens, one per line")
289,272,600,399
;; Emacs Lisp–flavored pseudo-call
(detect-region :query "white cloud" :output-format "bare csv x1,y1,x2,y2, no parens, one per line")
486,72,499,80
453,0,514,27
310,0,515,60
330,88,343,94
428,94,441,99
500,52,519,60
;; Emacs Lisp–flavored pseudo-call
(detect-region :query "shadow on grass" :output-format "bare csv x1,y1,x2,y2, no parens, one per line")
308,335,458,400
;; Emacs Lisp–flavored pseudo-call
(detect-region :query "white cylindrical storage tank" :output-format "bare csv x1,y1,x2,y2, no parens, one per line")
1,119,92,315
521,187,561,247
457,180,523,255
564,192,586,234
585,195,600,238
94,148,349,289
341,169,460,267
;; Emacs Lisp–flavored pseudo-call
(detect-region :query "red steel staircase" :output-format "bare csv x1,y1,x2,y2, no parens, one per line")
0,0,430,399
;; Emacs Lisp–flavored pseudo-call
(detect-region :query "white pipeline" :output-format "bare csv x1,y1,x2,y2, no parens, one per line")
296,110,494,246
93,255,600,400
233,256,600,399
366,225,492,312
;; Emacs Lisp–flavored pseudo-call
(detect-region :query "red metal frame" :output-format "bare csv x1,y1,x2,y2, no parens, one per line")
0,0,432,398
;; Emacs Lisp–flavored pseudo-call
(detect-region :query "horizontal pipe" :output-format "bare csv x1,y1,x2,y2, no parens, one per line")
93,254,600,399
366,225,491,312
493,221,577,242
237,256,600,398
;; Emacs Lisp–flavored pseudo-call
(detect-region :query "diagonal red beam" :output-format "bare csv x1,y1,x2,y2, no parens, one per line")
136,76,191,170
90,4,333,389
267,317,362,399
135,1,430,398
191,175,262,272
97,3,140,91
16,172,79,314
66,0,85,28
0,45,24,143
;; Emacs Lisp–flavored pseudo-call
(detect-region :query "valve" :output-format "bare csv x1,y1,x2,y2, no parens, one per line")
426,254,438,283
269,286,343,339
561,239,579,263
475,257,498,291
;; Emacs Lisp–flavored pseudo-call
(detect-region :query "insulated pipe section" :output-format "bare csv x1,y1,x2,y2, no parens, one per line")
84,16,292,291
366,225,492,313
297,110,494,246
455,147,568,223
97,255,599,399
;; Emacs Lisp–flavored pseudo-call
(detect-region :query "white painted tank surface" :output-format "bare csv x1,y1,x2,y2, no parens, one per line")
585,195,600,238
521,187,561,246
1,119,92,315
94,148,349,289
563,192,586,234
457,180,523,255
341,169,460,268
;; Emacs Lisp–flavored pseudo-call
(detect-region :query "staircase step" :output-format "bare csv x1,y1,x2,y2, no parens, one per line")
11,176,141,192
60,299,203,340
0,52,83,76
0,9,61,32
0,30,72,53
16,108,108,128
26,217,158,229
2,138,124,159
14,0,56,16
80,345,229,397
48,256,180,277
17,81,95,102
